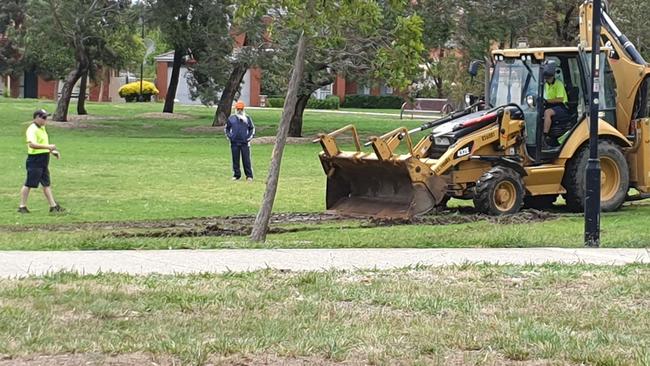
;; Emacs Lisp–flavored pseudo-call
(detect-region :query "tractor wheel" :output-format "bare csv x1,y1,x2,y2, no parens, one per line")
563,140,628,212
523,195,558,210
474,166,524,215
435,195,451,208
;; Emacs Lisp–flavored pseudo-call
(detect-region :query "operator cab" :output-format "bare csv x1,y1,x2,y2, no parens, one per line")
489,48,615,162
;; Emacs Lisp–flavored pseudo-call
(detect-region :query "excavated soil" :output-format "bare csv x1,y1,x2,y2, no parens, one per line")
251,135,356,145
0,353,355,366
137,112,192,119
1,210,561,239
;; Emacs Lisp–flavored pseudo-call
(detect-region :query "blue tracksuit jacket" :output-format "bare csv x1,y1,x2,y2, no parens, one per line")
225,114,255,144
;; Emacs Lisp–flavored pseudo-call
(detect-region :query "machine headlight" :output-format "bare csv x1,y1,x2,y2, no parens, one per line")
434,136,451,146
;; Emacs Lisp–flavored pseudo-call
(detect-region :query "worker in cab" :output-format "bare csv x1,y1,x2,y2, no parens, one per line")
542,63,570,146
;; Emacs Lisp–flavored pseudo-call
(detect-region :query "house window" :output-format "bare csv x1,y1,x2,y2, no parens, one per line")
382,85,394,95
358,85,371,95
313,83,333,100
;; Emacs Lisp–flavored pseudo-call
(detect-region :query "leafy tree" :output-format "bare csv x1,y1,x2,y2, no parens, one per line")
148,0,232,114
0,0,28,79
609,0,650,60
25,0,140,121
206,6,271,127
248,0,424,137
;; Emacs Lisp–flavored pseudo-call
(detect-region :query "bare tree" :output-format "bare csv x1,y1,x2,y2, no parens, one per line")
250,33,306,242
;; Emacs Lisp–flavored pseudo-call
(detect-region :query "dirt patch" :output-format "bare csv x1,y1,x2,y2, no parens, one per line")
47,120,113,129
0,210,560,239
67,115,120,122
0,213,345,234
0,352,176,366
109,209,559,239
251,135,356,145
210,354,362,365
182,125,224,134
443,350,560,365
369,209,559,227
138,112,192,120
251,136,314,145
0,353,366,366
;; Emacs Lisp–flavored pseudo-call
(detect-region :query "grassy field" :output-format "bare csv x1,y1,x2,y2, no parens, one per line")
0,264,648,365
1,98,650,249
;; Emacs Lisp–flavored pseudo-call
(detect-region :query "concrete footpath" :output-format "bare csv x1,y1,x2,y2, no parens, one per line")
0,248,648,278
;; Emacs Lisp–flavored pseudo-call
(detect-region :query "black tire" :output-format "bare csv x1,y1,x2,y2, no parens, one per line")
523,195,558,210
435,195,451,208
562,140,628,212
473,166,524,215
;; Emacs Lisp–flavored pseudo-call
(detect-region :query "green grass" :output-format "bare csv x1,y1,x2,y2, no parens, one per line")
1,98,650,250
0,264,648,365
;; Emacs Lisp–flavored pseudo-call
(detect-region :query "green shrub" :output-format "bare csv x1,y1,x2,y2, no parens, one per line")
307,95,339,110
267,97,285,108
341,94,403,109
267,95,340,110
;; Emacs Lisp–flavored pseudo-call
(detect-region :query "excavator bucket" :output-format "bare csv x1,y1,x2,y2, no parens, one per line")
315,125,447,219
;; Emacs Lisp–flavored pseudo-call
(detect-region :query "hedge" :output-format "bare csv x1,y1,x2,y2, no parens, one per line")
307,95,339,109
341,94,403,109
267,97,285,108
267,95,340,110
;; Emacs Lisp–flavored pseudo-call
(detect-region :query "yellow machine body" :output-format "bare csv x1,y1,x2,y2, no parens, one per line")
316,1,650,218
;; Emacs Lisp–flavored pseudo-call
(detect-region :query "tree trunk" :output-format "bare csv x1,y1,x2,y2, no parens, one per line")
288,94,310,137
53,65,84,122
163,48,184,113
213,62,248,126
77,70,88,115
250,33,307,242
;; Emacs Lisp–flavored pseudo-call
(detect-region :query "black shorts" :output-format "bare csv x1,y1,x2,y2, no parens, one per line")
25,154,51,188
549,105,570,122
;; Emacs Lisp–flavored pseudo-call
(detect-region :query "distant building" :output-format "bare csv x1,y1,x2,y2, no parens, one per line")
2,69,118,102
154,50,262,106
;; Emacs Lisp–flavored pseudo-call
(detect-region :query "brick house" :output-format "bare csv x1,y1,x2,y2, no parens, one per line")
2,69,115,102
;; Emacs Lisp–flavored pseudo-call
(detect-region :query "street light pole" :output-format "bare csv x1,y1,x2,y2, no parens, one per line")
139,12,145,102
585,0,602,247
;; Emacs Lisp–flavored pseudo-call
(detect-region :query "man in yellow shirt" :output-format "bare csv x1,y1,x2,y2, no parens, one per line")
543,64,570,146
18,109,65,213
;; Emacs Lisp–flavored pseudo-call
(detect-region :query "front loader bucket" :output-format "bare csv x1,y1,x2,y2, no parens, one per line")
320,155,447,218
316,124,447,219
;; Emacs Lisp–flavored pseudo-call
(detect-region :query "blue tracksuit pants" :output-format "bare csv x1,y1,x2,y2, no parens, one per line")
231,142,253,179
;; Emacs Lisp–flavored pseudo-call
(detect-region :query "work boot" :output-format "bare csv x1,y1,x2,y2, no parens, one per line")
17,206,30,214
543,135,560,149
49,204,65,213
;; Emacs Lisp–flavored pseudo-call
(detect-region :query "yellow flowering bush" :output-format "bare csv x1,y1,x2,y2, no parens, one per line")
118,81,159,102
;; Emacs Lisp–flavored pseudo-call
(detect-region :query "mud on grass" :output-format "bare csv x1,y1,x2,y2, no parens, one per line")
102,209,561,239
0,209,561,239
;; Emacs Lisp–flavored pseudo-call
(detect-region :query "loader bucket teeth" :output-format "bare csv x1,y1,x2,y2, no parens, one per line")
319,155,446,219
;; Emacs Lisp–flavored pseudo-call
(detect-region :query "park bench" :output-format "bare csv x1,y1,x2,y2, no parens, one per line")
400,98,453,119
57,91,88,100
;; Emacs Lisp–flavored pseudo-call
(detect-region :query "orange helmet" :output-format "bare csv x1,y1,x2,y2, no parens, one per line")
235,101,245,110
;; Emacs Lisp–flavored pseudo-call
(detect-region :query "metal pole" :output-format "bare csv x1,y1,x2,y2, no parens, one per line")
585,0,601,247
139,13,145,101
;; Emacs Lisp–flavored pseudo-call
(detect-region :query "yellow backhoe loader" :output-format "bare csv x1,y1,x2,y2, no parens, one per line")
316,1,650,218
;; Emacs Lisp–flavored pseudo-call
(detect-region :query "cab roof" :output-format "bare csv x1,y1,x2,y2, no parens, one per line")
492,46,604,60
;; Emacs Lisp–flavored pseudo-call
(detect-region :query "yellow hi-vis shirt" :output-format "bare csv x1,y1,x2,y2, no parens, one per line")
544,79,568,104
26,123,50,155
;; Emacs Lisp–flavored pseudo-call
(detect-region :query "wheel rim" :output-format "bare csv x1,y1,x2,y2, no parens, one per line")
600,156,621,201
494,181,517,212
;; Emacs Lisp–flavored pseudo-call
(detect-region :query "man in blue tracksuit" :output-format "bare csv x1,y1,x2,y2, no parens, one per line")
225,101,255,181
